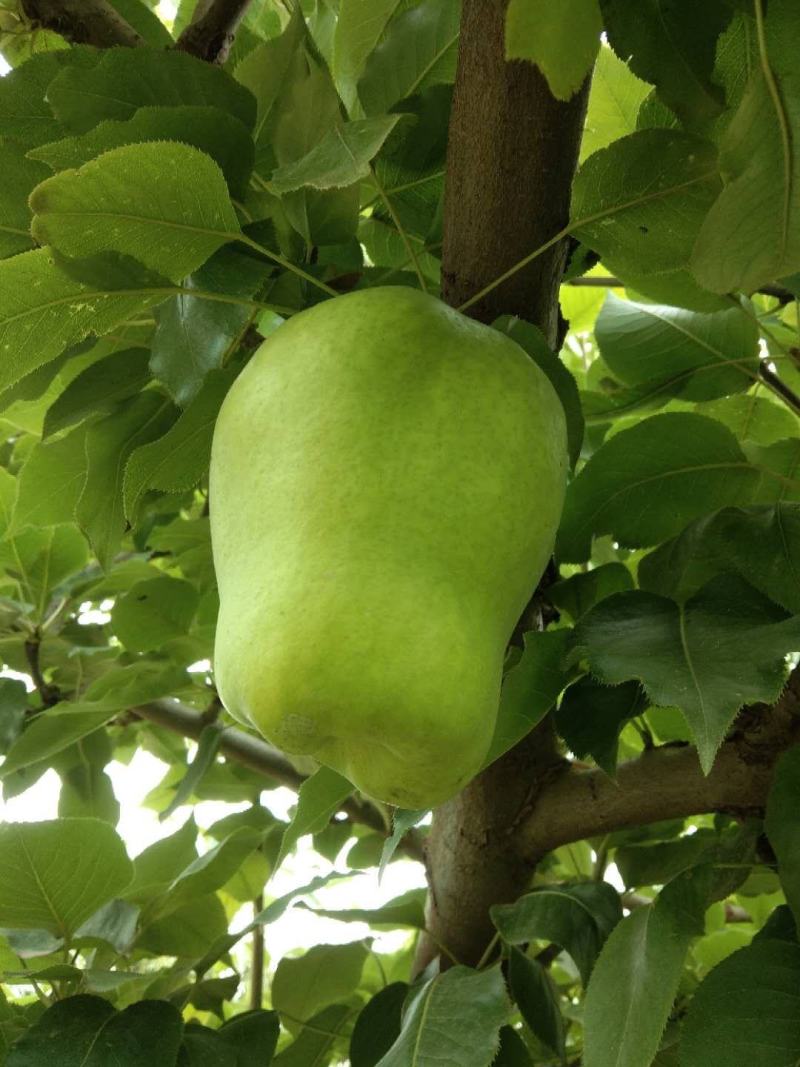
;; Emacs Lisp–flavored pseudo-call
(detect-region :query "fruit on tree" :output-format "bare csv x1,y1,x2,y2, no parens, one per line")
210,287,567,808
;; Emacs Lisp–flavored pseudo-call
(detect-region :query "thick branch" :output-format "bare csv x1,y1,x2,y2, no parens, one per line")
174,0,252,63
134,699,424,862
20,0,143,48
516,676,800,861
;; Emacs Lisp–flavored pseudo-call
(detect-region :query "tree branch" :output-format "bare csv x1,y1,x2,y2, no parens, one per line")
174,0,253,63
20,0,144,48
515,675,800,862
134,699,425,862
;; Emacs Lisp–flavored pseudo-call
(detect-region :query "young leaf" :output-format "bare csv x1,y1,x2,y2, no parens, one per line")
492,883,622,986
274,766,354,872
556,677,647,777
379,808,428,877
691,0,800,293
508,948,566,1063
47,46,256,134
594,295,759,401
30,142,241,285
599,0,732,126
350,983,408,1067
377,965,510,1067
0,144,50,260
272,941,368,1027
358,0,460,115
0,819,133,937
572,575,800,771
31,105,255,199
766,745,800,925
557,413,760,562
581,46,650,162
505,0,601,101
680,939,800,1067
5,997,184,1067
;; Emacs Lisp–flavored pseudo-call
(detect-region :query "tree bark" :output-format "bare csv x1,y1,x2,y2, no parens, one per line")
20,0,143,48
425,0,590,968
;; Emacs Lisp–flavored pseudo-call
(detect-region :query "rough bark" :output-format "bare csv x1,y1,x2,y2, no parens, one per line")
20,0,144,48
175,0,252,64
424,0,590,968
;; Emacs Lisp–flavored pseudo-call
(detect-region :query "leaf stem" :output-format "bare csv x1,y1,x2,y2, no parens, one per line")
238,233,339,297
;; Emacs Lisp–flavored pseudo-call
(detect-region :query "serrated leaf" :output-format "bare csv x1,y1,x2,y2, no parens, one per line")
556,677,647,777
76,392,177,568
583,865,712,1067
124,368,233,521
270,115,402,194
485,630,572,767
492,883,622,986
508,948,565,1063
47,46,255,134
572,131,722,284
358,0,460,115
275,766,354,872
30,142,241,285
377,965,509,1067
557,413,760,562
505,0,600,100
680,939,800,1067
572,575,800,771
379,808,428,877
5,997,184,1067
31,105,255,200
273,941,367,1027
333,0,402,111
350,983,407,1067
691,0,800,293
0,143,50,259
581,46,650,162
599,0,731,126
43,348,152,438
0,819,132,937
594,294,759,401
494,1027,533,1066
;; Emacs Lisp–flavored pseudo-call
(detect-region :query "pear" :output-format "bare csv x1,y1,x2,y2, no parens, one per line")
210,287,567,808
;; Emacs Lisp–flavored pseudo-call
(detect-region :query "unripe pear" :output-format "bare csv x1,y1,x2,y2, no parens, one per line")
210,287,567,808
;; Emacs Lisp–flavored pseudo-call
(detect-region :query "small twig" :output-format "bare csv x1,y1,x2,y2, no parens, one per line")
175,0,253,63
20,0,143,47
249,893,265,1010
759,360,800,414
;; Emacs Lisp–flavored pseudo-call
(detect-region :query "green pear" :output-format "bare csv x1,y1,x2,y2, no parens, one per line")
210,287,567,808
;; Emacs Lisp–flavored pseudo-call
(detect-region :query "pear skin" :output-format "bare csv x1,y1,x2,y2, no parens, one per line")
210,287,567,808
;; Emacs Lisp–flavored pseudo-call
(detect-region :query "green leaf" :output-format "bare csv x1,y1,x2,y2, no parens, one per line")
680,939,800,1067
615,831,717,889
138,893,228,957
572,575,800,771
273,1004,352,1067
379,809,428,877
275,767,354,872
557,413,760,562
217,1011,280,1067
43,348,152,438
556,677,647,777
273,941,367,1027
495,316,584,467
166,826,264,911
0,819,132,938
6,997,184,1067
30,142,241,285
508,948,565,1063
124,817,198,902
358,0,460,115
572,132,722,284
0,679,28,756
583,865,711,1067
124,368,234,520
581,46,650,162
549,563,634,622
485,630,571,767
111,576,199,652
505,0,601,100
0,48,98,150
333,0,402,111
0,143,49,259
766,745,800,925
599,0,731,125
350,983,408,1067
47,47,255,134
691,0,800,293
300,889,427,930
31,105,255,200
492,883,622,986
378,965,509,1067
0,251,170,394
0,661,190,777
594,294,759,401
270,115,402,194
10,425,88,532
76,392,177,568
108,0,174,47
494,1027,534,1066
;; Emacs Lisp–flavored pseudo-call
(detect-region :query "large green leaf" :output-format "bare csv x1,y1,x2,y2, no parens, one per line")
333,0,402,111
572,575,800,770
350,983,408,1067
492,883,622,985
680,940,800,1067
0,819,133,937
272,941,367,1027
505,0,601,101
557,413,760,562
111,576,199,652
43,347,152,438
30,142,241,285
0,144,49,259
358,0,461,115
594,295,759,401
766,746,800,925
507,948,565,1062
377,965,509,1067
691,0,800,293
273,1004,352,1066
0,48,98,150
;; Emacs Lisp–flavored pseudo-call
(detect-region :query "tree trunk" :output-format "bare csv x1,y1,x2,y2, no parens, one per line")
424,0,590,968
